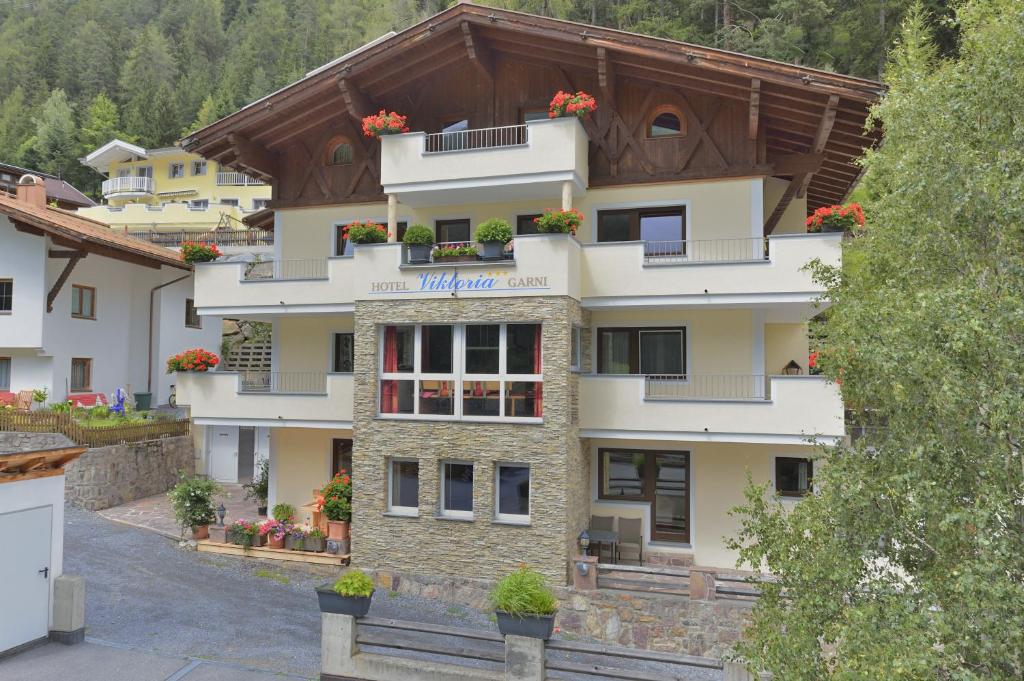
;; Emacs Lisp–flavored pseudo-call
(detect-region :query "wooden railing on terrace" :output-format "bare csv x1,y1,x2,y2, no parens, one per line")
0,411,190,448
125,229,273,247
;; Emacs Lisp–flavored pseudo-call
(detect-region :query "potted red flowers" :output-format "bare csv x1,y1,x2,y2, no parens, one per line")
534,208,583,235
362,110,409,138
166,348,220,373
805,203,865,233
317,470,353,546
431,243,478,263
180,241,222,264
343,221,388,244
549,90,597,119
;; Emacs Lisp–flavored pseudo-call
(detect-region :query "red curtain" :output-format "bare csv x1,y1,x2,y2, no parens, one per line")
533,324,543,417
381,326,398,413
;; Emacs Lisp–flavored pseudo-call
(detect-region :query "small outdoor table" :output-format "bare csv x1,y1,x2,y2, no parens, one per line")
587,528,620,564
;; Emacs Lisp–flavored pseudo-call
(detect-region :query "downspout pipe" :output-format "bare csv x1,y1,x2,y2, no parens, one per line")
148,272,192,393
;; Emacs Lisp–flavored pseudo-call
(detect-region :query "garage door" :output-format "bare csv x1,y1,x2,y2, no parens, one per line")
0,506,52,653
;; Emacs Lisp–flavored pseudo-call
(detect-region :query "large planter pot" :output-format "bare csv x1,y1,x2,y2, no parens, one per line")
304,536,326,553
479,240,506,260
267,535,285,549
495,611,556,640
434,254,478,263
285,535,303,551
327,520,350,541
250,533,266,547
191,525,209,541
407,244,432,263
315,586,374,618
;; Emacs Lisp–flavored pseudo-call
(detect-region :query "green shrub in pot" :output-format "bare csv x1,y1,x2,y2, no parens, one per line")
315,569,376,617
491,566,558,640
402,224,434,263
475,218,513,260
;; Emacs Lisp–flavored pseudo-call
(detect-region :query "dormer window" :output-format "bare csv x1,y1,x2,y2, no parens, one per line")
649,106,685,138
326,136,353,166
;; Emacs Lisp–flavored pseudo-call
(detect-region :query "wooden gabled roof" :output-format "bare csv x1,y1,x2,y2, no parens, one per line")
0,193,189,270
182,2,883,211
0,446,85,483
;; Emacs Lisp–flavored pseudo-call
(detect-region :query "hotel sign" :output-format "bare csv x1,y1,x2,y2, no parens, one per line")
368,271,550,295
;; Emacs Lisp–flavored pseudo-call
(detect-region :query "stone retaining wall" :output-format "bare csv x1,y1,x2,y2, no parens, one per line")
372,569,751,658
64,436,194,510
0,431,74,454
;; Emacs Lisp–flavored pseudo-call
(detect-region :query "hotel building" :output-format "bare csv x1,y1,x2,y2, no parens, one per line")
174,4,882,580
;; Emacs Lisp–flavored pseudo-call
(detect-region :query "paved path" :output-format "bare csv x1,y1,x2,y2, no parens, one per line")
98,483,264,539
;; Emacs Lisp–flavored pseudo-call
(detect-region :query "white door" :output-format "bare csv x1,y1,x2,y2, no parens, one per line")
209,426,239,482
0,506,52,653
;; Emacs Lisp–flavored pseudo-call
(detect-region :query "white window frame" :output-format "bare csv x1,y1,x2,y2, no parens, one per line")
169,162,185,179
494,463,530,524
378,323,543,423
191,160,207,176
440,460,474,519
220,198,239,207
253,198,269,210
189,199,209,211
387,457,419,516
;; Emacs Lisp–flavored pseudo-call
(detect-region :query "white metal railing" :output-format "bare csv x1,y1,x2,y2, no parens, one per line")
216,171,266,186
101,176,154,195
644,374,769,400
643,238,768,264
242,258,328,281
238,371,326,394
423,124,528,154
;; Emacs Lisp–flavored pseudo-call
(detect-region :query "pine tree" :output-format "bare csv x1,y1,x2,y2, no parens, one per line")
0,87,36,163
26,89,78,178
119,25,181,146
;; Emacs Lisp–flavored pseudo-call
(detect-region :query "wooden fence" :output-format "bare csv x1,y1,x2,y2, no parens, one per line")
0,411,190,448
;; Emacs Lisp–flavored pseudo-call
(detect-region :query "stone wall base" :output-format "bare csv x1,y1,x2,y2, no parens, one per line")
64,436,194,510
370,568,751,657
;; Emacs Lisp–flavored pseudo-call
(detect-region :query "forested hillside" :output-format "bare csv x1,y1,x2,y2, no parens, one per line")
0,0,953,197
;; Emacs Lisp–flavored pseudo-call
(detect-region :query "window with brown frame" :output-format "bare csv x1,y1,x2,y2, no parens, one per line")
598,448,690,543
332,438,353,477
71,285,96,319
70,358,92,393
648,105,686,138
328,141,353,166
516,214,541,235
775,457,813,497
435,219,471,244
185,298,201,329
596,326,686,375
597,206,686,248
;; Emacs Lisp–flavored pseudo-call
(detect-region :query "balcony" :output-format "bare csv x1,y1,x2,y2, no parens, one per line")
124,229,272,247
101,175,154,197
579,374,844,444
380,117,588,206
580,233,841,307
175,371,353,428
216,171,266,186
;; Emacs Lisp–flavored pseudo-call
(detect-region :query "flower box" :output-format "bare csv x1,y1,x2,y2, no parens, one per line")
315,585,374,618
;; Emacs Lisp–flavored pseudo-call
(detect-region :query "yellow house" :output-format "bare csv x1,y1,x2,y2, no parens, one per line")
78,140,271,241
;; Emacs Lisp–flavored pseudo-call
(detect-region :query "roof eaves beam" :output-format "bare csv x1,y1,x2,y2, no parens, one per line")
336,77,378,122
798,94,839,198
597,47,615,103
46,250,86,313
228,133,276,180
461,21,495,81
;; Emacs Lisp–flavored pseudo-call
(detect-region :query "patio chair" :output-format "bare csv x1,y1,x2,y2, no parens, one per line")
616,517,644,566
589,515,615,562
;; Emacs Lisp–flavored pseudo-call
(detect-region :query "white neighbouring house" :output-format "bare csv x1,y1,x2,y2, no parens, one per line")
0,175,221,409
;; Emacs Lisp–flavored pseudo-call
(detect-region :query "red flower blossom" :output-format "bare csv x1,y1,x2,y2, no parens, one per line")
362,110,409,138
549,90,597,119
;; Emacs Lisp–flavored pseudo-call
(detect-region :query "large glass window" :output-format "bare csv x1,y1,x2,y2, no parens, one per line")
436,219,471,244
379,323,542,421
597,327,685,376
496,464,530,522
441,461,474,517
599,448,690,543
389,459,419,515
597,206,685,251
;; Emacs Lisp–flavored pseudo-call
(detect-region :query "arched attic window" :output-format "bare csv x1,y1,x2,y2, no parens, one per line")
648,105,686,138
325,135,354,166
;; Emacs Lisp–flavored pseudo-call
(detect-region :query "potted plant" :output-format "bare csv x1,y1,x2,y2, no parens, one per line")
180,241,223,264
805,202,865,233
431,243,478,263
260,519,289,549
402,224,434,263
315,569,375,617
304,527,327,553
533,208,583,235
548,90,597,119
244,459,269,516
166,348,220,373
361,110,409,138
285,525,307,551
231,519,260,548
272,502,296,523
343,220,388,245
491,566,559,640
317,471,352,542
474,218,513,260
168,474,221,541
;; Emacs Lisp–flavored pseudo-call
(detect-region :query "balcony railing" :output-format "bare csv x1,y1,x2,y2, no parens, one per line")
643,238,768,264
238,371,327,394
216,171,266,186
645,374,769,401
242,258,328,281
423,124,528,154
125,229,273,247
402,240,515,265
101,175,154,195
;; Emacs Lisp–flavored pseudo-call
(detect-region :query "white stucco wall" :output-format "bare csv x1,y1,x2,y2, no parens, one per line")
0,218,47,349
153,275,221,404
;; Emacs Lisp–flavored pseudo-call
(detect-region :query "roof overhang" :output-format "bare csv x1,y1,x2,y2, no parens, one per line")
83,139,149,173
0,446,86,483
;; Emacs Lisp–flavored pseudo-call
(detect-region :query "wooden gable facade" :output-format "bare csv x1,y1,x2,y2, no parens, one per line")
183,3,883,224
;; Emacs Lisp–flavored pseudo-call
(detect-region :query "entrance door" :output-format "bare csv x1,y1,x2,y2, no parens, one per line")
0,506,52,653
209,426,239,482
652,452,689,542
237,426,256,481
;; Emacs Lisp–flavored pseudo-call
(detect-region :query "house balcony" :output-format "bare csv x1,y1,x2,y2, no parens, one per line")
216,171,266,186
380,117,588,207
101,175,154,198
174,371,353,428
578,374,844,445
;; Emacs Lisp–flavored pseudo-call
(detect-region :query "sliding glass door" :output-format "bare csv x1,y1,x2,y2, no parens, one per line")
598,448,690,543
